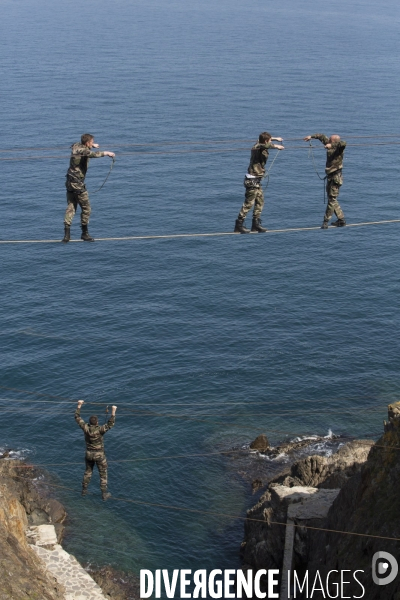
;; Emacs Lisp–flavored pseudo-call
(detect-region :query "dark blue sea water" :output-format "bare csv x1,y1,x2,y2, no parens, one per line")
1,0,400,588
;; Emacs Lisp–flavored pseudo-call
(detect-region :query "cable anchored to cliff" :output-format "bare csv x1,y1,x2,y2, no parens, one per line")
9,475,400,543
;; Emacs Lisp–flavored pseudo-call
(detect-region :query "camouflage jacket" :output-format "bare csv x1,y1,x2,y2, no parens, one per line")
247,142,274,177
75,407,115,453
311,134,346,175
66,143,105,182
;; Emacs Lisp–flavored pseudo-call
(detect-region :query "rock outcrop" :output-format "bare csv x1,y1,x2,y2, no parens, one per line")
273,439,373,489
241,439,372,570
242,404,400,599
0,458,141,600
306,403,400,599
0,461,65,600
250,435,270,452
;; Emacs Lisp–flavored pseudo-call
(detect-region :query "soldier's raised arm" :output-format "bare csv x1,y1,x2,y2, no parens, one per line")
304,133,329,144
100,405,117,434
75,400,86,430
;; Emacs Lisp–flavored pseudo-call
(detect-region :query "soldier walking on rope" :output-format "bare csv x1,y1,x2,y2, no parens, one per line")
75,400,117,501
234,132,284,234
303,133,346,229
62,134,115,243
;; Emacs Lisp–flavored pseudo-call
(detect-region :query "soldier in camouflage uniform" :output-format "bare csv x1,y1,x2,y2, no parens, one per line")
75,400,117,501
62,134,115,243
234,132,284,233
304,133,346,228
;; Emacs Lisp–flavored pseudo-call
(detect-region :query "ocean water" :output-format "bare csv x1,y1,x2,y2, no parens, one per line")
1,0,400,588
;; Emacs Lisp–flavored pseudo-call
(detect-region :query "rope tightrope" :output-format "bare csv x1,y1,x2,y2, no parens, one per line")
1,219,400,244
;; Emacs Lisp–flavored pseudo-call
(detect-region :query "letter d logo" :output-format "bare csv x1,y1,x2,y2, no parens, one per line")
372,552,398,586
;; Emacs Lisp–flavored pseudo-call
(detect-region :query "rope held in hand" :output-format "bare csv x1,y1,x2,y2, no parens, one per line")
91,157,115,194
263,149,281,190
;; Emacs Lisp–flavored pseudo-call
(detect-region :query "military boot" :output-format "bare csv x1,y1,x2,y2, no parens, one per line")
81,224,95,242
321,220,329,229
81,486,88,497
62,225,71,243
251,218,268,233
234,218,250,234
331,219,346,227
102,491,111,501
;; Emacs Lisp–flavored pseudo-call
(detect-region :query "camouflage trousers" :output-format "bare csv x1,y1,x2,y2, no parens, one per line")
324,170,345,222
64,188,91,227
82,451,108,492
238,180,264,219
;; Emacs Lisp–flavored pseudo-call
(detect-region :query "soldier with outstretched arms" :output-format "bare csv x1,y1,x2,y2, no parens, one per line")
304,133,346,229
75,400,117,501
234,131,284,234
62,133,115,243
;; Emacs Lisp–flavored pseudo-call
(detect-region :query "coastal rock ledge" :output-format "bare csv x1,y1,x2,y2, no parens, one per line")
0,460,109,600
241,402,400,600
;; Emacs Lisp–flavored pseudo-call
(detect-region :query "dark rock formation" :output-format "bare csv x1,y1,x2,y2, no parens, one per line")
86,564,141,600
254,433,339,459
250,434,270,452
273,439,373,489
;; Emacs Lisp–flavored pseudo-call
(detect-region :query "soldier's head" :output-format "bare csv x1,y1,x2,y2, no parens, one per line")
89,415,98,426
81,133,95,148
330,134,341,143
259,132,272,144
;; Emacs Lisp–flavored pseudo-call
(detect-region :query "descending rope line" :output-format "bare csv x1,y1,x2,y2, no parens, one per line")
1,219,400,244
9,440,400,470
90,157,115,194
8,449,249,468
263,149,281,190
9,474,400,542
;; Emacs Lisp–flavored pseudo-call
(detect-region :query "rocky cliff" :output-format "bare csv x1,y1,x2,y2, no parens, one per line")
0,459,140,600
0,460,65,600
306,402,400,599
242,404,400,599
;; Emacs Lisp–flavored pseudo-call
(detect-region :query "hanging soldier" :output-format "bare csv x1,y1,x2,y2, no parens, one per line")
62,134,115,243
234,132,284,234
304,133,346,228
75,400,117,501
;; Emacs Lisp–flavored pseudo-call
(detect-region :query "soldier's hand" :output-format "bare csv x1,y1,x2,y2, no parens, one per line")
104,151,115,158
92,143,100,148
303,136,312,142
325,143,332,149
77,400,84,407
112,405,117,411
274,137,283,143
275,145,285,150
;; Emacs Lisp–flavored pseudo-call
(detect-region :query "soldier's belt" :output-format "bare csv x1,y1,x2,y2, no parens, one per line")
326,168,342,178
243,175,262,189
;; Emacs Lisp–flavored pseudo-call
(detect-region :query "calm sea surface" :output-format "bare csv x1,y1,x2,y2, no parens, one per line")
1,0,400,587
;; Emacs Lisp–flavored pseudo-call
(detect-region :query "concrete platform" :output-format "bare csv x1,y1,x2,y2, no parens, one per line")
28,524,107,600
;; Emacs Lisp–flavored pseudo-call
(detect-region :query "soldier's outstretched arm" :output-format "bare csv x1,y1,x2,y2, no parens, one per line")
304,134,329,144
75,400,86,430
100,405,117,434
